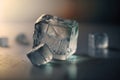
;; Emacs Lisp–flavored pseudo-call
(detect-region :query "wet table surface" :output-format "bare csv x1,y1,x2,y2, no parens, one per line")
0,23,120,80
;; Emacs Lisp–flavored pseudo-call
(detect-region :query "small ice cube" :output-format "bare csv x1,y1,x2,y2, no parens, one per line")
88,33,108,49
0,38,9,47
16,33,30,45
27,44,53,66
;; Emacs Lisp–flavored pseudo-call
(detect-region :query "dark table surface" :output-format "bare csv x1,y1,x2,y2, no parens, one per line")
0,23,120,80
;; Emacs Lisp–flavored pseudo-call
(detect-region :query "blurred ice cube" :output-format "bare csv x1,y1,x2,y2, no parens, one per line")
88,33,109,58
16,33,30,45
88,33,108,49
0,38,9,47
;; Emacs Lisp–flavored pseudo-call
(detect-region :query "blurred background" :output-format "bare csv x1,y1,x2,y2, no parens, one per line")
0,0,120,24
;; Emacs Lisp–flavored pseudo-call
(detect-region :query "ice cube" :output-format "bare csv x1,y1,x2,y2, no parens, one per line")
0,38,9,47
16,33,30,45
32,14,79,60
27,44,53,66
88,33,109,49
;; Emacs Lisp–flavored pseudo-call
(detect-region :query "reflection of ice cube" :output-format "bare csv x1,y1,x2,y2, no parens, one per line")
0,38,9,47
27,44,53,66
88,48,108,58
33,14,79,60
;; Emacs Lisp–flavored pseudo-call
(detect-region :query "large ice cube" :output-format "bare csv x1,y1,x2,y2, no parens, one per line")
32,14,79,60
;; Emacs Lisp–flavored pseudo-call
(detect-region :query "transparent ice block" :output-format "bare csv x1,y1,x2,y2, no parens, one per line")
32,14,79,60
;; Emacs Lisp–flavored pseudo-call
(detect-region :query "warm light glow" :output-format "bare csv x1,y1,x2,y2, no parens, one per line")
0,0,54,22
